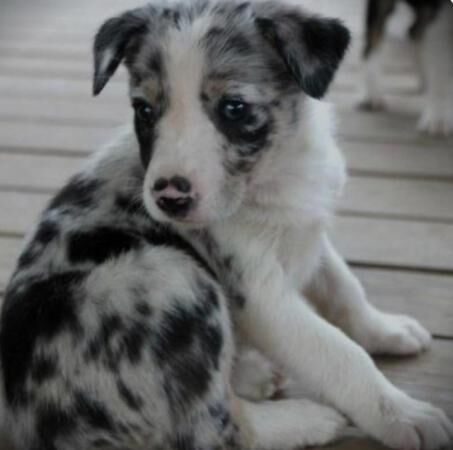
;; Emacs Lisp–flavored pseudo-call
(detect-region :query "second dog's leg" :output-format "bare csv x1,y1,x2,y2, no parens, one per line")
306,234,431,355
358,0,396,110
417,2,453,136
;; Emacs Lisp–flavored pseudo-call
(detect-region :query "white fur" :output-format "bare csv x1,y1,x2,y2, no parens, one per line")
204,97,453,448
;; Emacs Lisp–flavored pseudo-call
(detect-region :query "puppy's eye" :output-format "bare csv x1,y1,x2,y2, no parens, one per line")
218,99,250,123
133,100,154,123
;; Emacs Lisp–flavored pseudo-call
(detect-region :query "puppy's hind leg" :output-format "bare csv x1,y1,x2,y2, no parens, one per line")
235,397,347,450
358,0,396,111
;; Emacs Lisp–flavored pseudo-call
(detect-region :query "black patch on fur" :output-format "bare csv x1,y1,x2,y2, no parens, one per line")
17,220,60,269
148,50,164,74
17,244,42,270
31,354,58,385
85,314,122,368
134,301,152,317
49,176,101,211
152,282,223,409
144,225,216,280
85,313,149,370
209,402,232,432
203,27,253,58
93,7,153,95
175,434,196,450
67,227,142,265
36,220,60,245
162,8,182,29
1,271,85,406
36,403,76,450
134,110,158,168
115,194,147,216
117,379,144,411
153,305,199,361
122,321,149,364
75,391,115,431
220,114,272,149
256,13,350,98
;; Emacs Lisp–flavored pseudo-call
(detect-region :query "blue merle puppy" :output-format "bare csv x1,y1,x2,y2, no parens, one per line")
2,1,452,450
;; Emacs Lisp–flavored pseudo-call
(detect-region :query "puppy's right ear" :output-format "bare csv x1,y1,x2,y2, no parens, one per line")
93,8,150,96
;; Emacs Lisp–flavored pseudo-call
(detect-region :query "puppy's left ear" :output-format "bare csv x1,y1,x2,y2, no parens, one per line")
93,8,150,96
256,7,350,99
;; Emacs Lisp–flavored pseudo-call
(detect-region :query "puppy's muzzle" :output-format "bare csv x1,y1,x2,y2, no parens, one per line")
152,175,196,218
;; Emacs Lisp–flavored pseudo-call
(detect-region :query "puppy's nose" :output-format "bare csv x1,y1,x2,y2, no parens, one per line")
170,176,191,194
153,178,169,192
152,175,195,218
156,196,194,218
153,176,192,194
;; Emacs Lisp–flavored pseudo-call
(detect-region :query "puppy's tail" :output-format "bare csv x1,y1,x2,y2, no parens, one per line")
233,396,347,450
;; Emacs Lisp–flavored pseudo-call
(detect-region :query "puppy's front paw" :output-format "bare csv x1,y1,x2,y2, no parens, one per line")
373,390,453,450
351,308,431,356
232,348,282,401
299,401,348,446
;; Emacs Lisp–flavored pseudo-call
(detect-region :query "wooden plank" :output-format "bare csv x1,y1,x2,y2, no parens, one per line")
341,177,453,222
0,122,115,155
335,72,420,95
330,89,424,118
343,141,453,179
0,97,127,128
355,268,453,338
0,75,126,100
0,43,89,60
333,217,453,272
0,153,81,191
338,110,453,145
0,56,92,79
0,56,128,82
378,339,453,417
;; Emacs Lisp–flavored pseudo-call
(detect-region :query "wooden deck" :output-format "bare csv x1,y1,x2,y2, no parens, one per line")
0,0,452,448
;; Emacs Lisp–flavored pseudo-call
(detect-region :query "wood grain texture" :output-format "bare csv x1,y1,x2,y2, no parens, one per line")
0,153,81,191
0,122,114,155
0,97,127,128
355,268,453,338
341,177,453,222
333,217,453,272
343,141,453,179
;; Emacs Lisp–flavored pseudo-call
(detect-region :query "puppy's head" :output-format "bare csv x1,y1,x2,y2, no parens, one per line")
93,0,350,227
